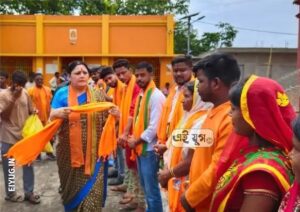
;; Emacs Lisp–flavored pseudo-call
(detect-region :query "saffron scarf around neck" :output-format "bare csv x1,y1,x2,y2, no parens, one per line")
28,85,52,124
167,110,208,212
131,80,156,161
157,86,183,145
157,77,195,145
5,102,116,169
119,75,136,135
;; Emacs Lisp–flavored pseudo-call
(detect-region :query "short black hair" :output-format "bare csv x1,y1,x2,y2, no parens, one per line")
113,59,130,70
293,115,300,142
67,60,90,74
193,53,241,87
12,71,27,87
136,61,153,73
90,66,102,74
100,66,115,79
184,81,195,95
34,73,43,78
171,55,193,68
0,71,8,78
228,77,249,107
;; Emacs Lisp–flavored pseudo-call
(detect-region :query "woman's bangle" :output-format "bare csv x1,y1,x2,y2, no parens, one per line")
169,168,176,178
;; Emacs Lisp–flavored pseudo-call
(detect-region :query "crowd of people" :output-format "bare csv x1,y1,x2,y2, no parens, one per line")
0,53,300,212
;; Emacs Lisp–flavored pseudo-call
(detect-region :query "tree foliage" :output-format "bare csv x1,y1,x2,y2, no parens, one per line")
0,0,188,15
0,0,237,55
175,22,238,55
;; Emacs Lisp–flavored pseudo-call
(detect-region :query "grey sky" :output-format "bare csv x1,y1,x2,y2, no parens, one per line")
185,0,298,48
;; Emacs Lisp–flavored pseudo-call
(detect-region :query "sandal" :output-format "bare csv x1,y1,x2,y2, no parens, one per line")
5,193,23,202
24,193,41,204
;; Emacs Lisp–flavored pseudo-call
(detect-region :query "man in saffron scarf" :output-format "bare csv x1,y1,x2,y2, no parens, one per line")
112,59,144,210
279,115,300,211
28,73,55,160
100,66,124,110
128,61,166,212
158,81,213,211
155,56,194,152
50,61,109,211
181,53,241,212
211,76,295,211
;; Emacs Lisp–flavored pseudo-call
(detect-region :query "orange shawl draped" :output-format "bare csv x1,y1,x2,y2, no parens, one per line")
131,80,156,160
168,111,207,212
107,79,125,107
119,75,136,135
68,86,97,175
28,85,52,124
157,86,184,144
5,102,116,171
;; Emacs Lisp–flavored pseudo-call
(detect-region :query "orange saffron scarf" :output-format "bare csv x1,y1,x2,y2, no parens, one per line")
131,80,156,161
168,110,208,212
107,79,125,107
119,75,136,135
5,102,116,172
28,85,52,124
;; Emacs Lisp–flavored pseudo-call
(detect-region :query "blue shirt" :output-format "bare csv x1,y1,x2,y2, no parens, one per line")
51,86,87,109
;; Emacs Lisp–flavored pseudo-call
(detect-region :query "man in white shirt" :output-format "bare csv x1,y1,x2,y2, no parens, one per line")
128,61,165,212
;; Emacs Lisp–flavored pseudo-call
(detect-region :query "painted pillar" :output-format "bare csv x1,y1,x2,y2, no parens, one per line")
101,15,109,65
35,14,44,73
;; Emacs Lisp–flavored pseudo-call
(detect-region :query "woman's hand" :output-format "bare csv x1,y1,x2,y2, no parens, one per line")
50,107,72,120
154,143,168,156
109,107,120,119
158,168,171,189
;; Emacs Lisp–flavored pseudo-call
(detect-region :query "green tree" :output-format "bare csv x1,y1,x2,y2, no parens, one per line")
0,0,76,15
0,0,237,55
175,22,238,55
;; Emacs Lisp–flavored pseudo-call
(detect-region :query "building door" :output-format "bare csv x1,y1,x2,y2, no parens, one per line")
61,57,83,73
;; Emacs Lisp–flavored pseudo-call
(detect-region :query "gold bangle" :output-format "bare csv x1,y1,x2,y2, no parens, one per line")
169,168,176,178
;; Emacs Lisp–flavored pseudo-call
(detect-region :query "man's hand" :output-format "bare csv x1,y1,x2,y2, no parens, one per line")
154,143,168,156
11,84,23,99
158,168,171,189
127,136,137,149
118,133,128,147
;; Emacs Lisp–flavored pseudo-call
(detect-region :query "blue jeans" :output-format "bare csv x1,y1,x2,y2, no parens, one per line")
115,146,125,179
137,151,163,212
1,142,34,196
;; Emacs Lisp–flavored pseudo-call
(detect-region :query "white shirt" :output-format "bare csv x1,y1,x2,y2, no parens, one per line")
140,88,166,151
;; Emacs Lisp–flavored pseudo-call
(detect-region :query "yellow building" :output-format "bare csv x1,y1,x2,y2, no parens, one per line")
0,14,175,87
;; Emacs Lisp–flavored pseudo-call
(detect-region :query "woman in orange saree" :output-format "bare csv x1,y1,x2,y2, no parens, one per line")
211,75,296,212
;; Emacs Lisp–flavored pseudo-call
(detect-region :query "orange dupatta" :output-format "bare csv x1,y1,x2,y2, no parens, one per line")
28,86,52,124
168,110,207,212
68,85,97,175
119,75,136,135
131,80,156,161
6,102,116,168
157,84,188,145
